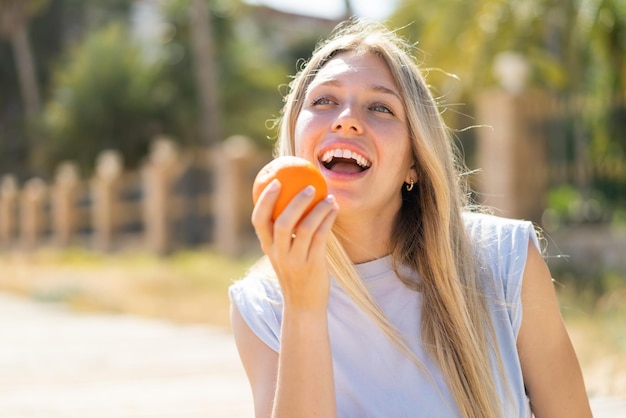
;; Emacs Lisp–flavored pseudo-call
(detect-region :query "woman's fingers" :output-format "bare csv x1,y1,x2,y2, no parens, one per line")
252,182,337,290
251,179,281,250
273,185,316,253
307,195,338,260
290,195,338,260
251,188,337,311
252,182,324,254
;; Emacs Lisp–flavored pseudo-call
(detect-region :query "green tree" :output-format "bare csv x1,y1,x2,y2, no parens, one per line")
390,0,624,100
390,0,626,213
0,0,49,176
36,0,295,173
0,0,134,177
36,23,180,173
0,0,48,117
188,0,221,148
162,0,293,147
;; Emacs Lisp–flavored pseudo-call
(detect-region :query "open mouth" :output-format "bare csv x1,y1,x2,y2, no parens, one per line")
320,148,371,174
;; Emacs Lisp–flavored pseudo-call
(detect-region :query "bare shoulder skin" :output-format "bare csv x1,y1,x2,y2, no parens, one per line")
517,241,592,417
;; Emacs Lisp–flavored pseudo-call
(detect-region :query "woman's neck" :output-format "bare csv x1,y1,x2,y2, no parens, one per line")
333,213,395,264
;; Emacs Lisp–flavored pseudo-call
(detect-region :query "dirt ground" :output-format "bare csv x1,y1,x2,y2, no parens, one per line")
0,293,254,417
567,320,626,399
1,252,625,416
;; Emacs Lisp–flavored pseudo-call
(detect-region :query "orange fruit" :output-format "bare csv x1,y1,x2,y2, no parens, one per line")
252,156,328,221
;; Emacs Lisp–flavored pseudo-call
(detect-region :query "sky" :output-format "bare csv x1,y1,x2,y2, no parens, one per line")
244,0,397,20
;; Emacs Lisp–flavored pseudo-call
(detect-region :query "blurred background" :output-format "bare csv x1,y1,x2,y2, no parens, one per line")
0,0,625,412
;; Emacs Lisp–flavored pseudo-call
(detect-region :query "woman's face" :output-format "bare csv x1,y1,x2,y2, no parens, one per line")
294,51,417,219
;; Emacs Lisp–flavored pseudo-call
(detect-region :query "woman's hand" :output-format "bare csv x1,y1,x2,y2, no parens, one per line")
246,179,340,418
251,179,339,312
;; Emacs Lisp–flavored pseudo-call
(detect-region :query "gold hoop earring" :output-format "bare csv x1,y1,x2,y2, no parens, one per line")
406,179,414,192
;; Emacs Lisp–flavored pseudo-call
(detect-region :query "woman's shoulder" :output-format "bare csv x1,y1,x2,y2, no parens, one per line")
463,210,535,232
229,257,282,302
463,210,541,281
462,211,539,250
228,257,283,352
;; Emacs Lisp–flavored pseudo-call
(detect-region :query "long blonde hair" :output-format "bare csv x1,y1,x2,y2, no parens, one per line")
274,19,503,418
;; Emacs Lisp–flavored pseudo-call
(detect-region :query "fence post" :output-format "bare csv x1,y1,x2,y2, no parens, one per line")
215,135,264,256
92,150,123,251
20,178,48,250
0,175,18,248
475,89,550,223
142,138,181,255
52,162,80,247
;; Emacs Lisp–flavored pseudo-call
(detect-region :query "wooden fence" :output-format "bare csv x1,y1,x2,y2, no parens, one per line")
0,135,270,256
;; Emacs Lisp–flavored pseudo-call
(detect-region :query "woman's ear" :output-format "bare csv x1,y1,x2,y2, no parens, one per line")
404,165,418,185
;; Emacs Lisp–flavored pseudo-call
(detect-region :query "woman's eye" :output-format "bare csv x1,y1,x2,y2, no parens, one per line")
371,104,393,114
312,97,334,106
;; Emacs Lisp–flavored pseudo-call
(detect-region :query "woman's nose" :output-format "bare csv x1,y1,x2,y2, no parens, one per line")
332,106,362,134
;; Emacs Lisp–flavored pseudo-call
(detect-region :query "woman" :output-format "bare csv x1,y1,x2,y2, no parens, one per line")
229,19,591,418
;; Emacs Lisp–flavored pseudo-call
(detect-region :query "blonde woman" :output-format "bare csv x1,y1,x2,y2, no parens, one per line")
229,19,591,418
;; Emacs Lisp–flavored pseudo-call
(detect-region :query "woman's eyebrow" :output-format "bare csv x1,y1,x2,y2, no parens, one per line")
369,84,402,101
308,79,401,101
307,78,340,91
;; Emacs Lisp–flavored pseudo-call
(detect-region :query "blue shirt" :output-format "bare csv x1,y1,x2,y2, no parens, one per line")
229,213,538,417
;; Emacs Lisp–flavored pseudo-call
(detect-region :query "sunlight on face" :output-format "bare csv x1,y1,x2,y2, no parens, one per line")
294,52,415,220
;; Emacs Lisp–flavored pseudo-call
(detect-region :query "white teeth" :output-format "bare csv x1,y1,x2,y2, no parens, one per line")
320,148,371,168
356,154,369,168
